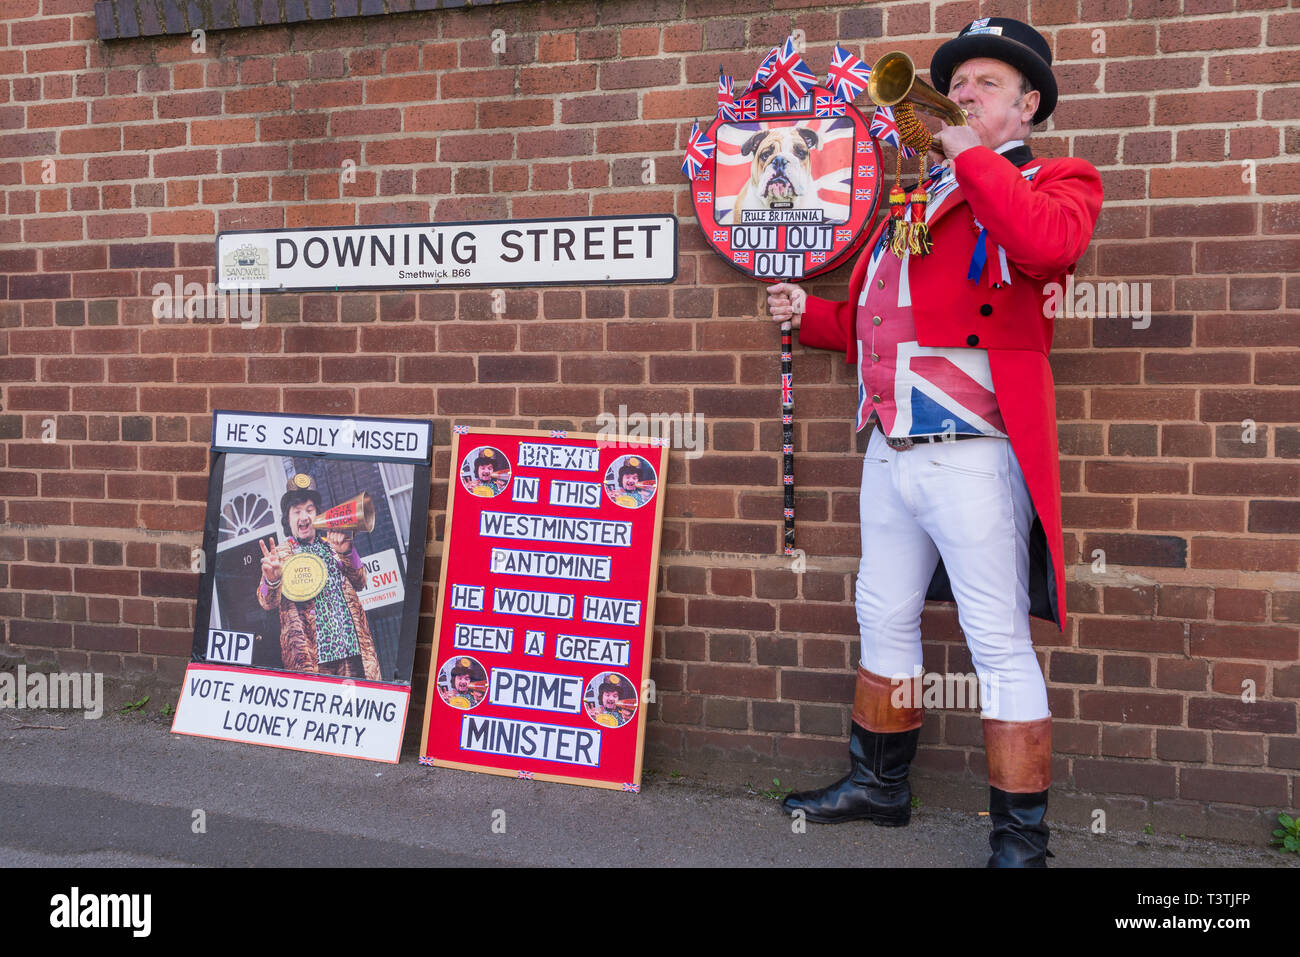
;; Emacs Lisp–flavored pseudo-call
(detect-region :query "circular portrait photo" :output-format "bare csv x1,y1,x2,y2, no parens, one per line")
460,446,510,499
584,672,638,729
603,454,657,509
438,655,487,711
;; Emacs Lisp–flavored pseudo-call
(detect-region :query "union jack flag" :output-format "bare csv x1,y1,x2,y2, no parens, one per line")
549,430,567,438
814,93,845,117
767,36,817,110
810,252,826,264
744,46,779,94
856,141,871,153
622,782,641,793
695,167,710,182
453,425,469,435
857,165,875,178
695,190,713,204
784,507,794,518
713,230,728,242
735,98,758,120
733,250,751,264
836,228,853,241
781,371,793,405
855,188,872,200
418,755,436,766
681,121,715,180
782,413,793,424
783,474,794,485
870,105,918,159
826,44,872,103
717,73,735,120
781,351,792,361
783,443,794,454
517,770,534,780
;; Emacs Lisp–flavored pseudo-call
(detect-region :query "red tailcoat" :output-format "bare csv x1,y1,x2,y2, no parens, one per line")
798,145,1103,630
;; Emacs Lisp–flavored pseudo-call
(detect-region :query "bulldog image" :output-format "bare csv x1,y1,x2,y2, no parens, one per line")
727,126,820,224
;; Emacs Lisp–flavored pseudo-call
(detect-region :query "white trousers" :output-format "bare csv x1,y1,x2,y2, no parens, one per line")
855,425,1050,722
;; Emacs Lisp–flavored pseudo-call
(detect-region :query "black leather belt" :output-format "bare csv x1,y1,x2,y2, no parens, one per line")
874,419,986,452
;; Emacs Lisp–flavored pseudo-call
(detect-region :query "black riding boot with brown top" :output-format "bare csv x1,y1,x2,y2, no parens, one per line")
781,666,922,826
984,716,1053,867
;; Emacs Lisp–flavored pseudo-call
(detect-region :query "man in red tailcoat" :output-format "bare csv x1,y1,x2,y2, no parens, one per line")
769,18,1102,866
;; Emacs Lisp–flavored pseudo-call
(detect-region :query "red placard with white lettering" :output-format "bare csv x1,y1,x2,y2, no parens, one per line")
419,427,667,792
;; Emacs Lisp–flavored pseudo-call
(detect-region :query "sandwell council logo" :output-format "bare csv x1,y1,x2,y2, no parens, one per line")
221,243,270,282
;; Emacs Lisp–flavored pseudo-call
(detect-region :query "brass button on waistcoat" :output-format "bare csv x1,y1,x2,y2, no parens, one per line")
872,315,882,326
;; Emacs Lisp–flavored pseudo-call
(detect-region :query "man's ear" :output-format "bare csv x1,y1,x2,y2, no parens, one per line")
1022,89,1041,126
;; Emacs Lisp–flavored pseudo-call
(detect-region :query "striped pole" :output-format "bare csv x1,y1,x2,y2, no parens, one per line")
781,320,795,555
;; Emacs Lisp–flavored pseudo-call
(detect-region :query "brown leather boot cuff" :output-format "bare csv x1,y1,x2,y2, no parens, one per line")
983,716,1052,793
852,666,923,733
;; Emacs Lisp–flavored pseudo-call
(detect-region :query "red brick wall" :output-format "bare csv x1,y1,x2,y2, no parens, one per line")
2,0,1298,827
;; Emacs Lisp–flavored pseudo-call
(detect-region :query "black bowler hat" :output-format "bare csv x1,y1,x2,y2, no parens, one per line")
929,17,1057,125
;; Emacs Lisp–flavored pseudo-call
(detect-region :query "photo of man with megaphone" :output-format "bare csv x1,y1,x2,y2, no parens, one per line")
257,472,383,681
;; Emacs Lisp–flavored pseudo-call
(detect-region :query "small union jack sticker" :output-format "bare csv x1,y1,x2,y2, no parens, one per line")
696,191,712,204
517,770,534,780
736,99,758,120
810,252,826,264
622,782,641,793
836,228,853,242
783,444,794,454
713,230,728,242
857,165,875,178
782,414,793,424
784,507,794,518
783,474,794,485
781,351,792,361
418,755,436,766
781,372,793,404
856,141,871,153
453,425,469,435
549,429,567,438
696,168,710,182
784,545,795,556
733,250,751,264
855,189,872,200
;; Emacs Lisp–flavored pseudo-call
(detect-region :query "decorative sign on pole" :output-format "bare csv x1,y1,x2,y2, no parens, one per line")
216,215,678,291
683,40,883,555
172,411,433,764
419,427,667,792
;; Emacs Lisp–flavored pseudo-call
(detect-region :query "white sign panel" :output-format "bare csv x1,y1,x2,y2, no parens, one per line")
217,215,677,290
172,664,409,763
211,410,431,462
358,548,404,612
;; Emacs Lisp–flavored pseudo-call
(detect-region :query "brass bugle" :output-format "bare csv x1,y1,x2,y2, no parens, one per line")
868,51,968,127
312,492,375,533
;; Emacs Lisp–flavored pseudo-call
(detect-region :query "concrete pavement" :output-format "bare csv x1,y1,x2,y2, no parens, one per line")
0,706,1294,869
